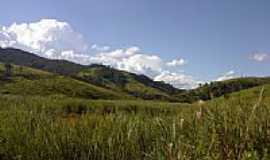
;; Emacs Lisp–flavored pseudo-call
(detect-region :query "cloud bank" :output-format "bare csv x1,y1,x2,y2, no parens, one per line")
90,47,199,89
154,71,199,89
0,19,88,57
0,19,200,89
216,70,238,82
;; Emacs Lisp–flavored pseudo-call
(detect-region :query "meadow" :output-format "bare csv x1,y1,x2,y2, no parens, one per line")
0,85,270,160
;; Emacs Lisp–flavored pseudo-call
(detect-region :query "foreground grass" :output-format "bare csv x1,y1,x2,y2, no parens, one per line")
0,86,270,159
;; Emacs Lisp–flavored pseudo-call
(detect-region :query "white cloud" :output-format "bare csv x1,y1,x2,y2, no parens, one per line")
250,52,269,62
216,70,238,81
89,47,164,77
89,47,199,89
0,19,89,63
91,44,110,51
166,59,186,67
0,19,200,89
154,71,199,89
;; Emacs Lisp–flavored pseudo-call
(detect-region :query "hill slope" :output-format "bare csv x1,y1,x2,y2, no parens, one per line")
0,47,182,101
224,84,270,102
1,47,270,102
76,64,181,101
177,77,270,103
0,47,85,75
0,63,129,99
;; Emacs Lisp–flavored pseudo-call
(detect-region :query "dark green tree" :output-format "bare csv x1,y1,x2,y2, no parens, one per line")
4,63,13,78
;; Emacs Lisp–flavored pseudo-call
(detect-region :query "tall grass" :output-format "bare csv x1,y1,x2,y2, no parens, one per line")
1,88,270,159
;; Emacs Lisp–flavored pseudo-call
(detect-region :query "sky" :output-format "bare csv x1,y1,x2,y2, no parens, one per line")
0,0,270,89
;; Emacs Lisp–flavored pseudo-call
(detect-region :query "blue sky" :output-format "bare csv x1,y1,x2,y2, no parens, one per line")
0,0,270,88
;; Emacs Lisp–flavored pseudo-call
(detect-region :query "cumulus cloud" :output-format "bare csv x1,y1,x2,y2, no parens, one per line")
216,70,238,81
91,44,110,51
166,59,186,67
89,47,198,89
250,52,269,62
0,19,89,63
89,47,164,77
154,71,199,89
0,19,199,89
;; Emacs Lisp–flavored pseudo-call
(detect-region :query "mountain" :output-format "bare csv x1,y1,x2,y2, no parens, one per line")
0,47,182,101
0,47,85,75
76,64,181,101
1,47,269,103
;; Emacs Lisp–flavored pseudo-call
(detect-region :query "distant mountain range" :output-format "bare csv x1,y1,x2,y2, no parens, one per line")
0,47,269,102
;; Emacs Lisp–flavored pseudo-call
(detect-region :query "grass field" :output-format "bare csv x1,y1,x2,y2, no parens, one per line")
0,85,270,160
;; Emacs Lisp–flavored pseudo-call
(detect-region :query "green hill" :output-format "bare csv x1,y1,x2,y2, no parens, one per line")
1,47,270,102
77,65,181,101
0,47,182,101
0,63,129,100
176,77,270,103
1,50,270,159
0,47,84,75
216,84,270,103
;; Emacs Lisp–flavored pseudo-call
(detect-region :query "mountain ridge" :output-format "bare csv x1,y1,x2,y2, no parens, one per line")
1,47,270,103
0,47,182,101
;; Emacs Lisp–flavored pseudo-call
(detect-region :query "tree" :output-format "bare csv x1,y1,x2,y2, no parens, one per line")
4,63,13,78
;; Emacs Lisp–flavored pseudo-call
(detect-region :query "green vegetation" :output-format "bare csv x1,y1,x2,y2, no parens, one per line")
77,65,179,101
0,63,129,100
0,48,181,101
177,77,270,103
2,47,270,103
1,84,270,159
1,47,270,159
